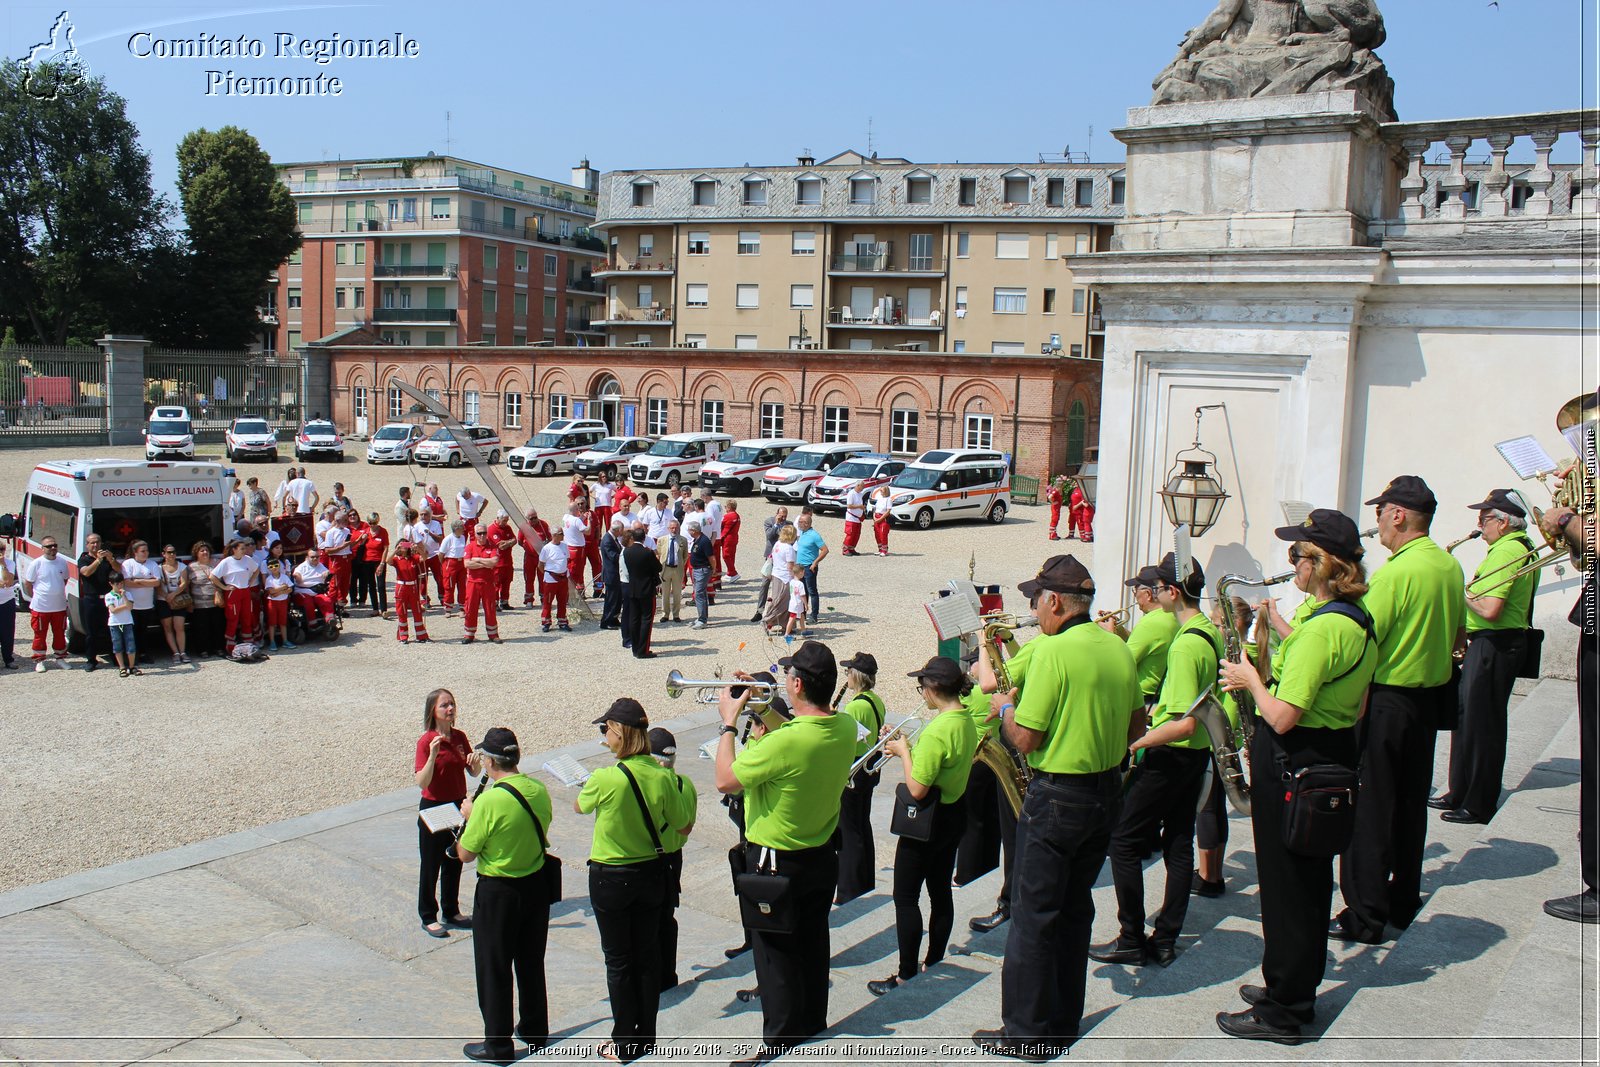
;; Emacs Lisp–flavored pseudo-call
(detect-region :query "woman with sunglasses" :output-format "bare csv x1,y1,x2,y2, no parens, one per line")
415,688,480,937
154,544,193,664
1216,509,1377,1045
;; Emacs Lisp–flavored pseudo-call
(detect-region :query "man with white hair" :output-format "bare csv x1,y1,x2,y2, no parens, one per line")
842,481,867,556
438,519,468,615
484,510,518,612
656,518,688,624
457,485,487,537
519,507,551,609
687,519,714,630
562,501,590,598
537,527,570,633
599,517,626,629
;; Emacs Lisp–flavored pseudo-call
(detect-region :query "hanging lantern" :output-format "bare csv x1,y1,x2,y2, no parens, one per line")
1159,408,1230,537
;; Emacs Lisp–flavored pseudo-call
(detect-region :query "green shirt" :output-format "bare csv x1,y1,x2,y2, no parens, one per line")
1466,533,1538,633
1151,613,1224,750
578,754,697,865
1272,604,1378,730
732,712,856,850
1271,596,1324,680
844,691,886,759
1014,617,1141,774
1127,608,1177,698
911,708,980,803
458,774,551,879
659,769,698,853
1365,536,1466,687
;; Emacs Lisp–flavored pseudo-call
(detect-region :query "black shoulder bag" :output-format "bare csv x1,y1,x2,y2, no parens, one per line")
890,781,941,841
495,780,563,903
1506,533,1544,679
735,846,796,933
616,763,667,860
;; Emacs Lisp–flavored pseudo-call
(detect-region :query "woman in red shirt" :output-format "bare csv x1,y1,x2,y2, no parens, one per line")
360,513,390,618
415,688,481,937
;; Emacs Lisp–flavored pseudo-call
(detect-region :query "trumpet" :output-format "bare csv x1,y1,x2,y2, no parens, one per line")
1095,605,1132,639
665,670,786,731
848,714,923,781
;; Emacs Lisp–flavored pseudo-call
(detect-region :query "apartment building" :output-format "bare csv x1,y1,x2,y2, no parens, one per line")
268,155,609,358
592,150,1123,356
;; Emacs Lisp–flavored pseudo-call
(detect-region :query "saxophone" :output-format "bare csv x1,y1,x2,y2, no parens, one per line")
974,620,1030,818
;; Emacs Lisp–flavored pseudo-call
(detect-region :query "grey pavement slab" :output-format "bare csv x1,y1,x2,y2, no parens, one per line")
131,1020,316,1064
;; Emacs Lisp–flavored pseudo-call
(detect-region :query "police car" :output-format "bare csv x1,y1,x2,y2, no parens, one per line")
809,454,907,514
415,425,502,468
224,417,279,463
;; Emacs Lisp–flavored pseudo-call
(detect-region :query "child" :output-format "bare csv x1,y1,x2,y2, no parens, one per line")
263,558,296,651
784,561,808,637
105,572,139,677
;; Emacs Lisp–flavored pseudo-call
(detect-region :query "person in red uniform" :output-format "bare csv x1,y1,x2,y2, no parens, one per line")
210,539,259,655
1070,480,1095,542
321,510,355,606
423,483,447,525
1046,477,1067,541
584,503,604,596
613,477,638,518
462,525,502,643
720,499,742,579
363,514,391,619
568,472,590,507
481,511,517,612
389,539,430,643
519,507,552,608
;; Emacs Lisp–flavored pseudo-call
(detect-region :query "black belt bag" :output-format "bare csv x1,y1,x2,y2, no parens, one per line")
1517,628,1544,679
736,846,795,933
889,781,941,841
1279,762,1359,859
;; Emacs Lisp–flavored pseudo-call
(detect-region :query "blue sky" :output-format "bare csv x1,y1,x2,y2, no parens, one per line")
3,0,1593,201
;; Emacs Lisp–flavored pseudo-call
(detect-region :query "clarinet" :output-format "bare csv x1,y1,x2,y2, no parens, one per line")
451,773,490,844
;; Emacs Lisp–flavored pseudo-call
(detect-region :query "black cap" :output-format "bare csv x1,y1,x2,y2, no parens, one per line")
1123,565,1160,590
1274,508,1364,563
1155,552,1206,598
778,639,838,693
1364,475,1437,515
648,727,677,758
593,697,649,728
908,655,965,691
1019,554,1095,598
839,651,878,676
1466,488,1527,520
477,727,520,760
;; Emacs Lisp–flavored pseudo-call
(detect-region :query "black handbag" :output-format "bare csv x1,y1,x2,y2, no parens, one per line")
889,781,941,842
1517,628,1544,680
496,781,563,904
735,846,795,933
1279,762,1359,858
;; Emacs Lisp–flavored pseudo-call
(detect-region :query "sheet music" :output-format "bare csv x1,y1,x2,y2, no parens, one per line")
947,579,983,615
1495,435,1557,480
698,738,720,761
419,804,464,834
925,594,983,641
542,753,592,787
1280,500,1312,526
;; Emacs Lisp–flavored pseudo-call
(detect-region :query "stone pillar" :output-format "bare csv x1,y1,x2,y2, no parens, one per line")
97,335,151,446
301,345,331,423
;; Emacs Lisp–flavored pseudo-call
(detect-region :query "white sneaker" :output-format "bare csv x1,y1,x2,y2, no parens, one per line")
34,661,46,673
691,620,707,630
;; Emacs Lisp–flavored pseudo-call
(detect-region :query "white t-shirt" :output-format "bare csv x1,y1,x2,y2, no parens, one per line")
24,554,71,612
702,499,724,537
315,517,333,539
210,555,259,590
120,558,159,610
561,513,588,548
321,525,351,555
273,479,292,508
293,559,329,594
845,489,866,523
872,492,892,518
788,577,807,616
593,482,616,507
640,506,669,541
264,573,293,600
287,478,316,514
458,492,486,520
406,521,439,555
539,542,569,581
769,541,797,579
438,533,467,560
105,588,134,624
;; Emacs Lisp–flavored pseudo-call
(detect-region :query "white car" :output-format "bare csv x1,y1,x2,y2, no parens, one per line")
294,420,345,462
366,423,424,464
698,438,808,495
760,442,873,503
809,454,908,514
573,435,656,476
887,449,1011,529
508,420,610,476
416,425,502,468
145,406,195,460
224,417,279,463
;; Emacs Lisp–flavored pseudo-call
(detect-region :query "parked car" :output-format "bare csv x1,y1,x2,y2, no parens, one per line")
572,435,657,476
294,420,345,462
698,438,808,495
366,422,425,464
507,419,609,476
224,417,279,462
887,449,1011,529
810,454,908,513
760,441,874,503
145,406,195,460
416,425,502,468
628,432,733,488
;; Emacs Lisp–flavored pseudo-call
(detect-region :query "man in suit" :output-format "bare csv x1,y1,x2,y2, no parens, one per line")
599,518,625,630
623,527,663,659
657,518,689,624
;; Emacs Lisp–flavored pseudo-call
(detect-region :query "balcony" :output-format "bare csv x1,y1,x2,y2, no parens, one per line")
565,317,605,333
374,262,459,278
826,306,941,330
283,174,597,218
256,307,279,325
295,213,603,253
566,276,604,293
593,258,675,278
828,241,943,276
373,307,458,323
595,306,674,326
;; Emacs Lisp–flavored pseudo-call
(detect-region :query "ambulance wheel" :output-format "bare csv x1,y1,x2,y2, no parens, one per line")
915,508,935,531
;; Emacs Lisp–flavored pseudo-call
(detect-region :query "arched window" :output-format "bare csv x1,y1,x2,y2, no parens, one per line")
759,389,786,438
1065,400,1087,469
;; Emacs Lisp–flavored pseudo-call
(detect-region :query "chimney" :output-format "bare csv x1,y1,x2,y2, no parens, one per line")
797,154,815,167
571,159,598,192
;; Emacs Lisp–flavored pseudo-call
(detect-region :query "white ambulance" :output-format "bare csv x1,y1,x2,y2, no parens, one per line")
4,460,237,642
627,432,733,488
698,438,808,495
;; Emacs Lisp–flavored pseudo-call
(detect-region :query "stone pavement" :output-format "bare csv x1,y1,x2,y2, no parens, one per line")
0,682,1593,1066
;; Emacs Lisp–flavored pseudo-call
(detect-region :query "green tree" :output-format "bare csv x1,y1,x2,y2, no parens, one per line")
0,59,169,343
173,126,299,348
0,326,20,407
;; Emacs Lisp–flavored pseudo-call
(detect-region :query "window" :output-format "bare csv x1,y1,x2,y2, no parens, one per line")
543,295,557,318
464,389,481,424
354,286,365,308
795,178,821,205
738,231,761,255
964,413,994,449
388,385,404,420
513,333,526,346
1111,179,1126,206
1045,233,1059,260
686,283,709,308
502,207,516,230
822,405,849,443
693,179,716,207
289,249,302,265
1075,179,1094,207
683,334,707,348
334,288,346,309
687,231,710,255
335,243,348,265
646,397,669,435
991,341,1025,354
354,243,364,264
403,198,417,221
760,402,785,437
515,249,529,272
504,391,523,429
952,340,966,353
701,399,725,433
638,234,654,257
544,254,557,275
560,219,571,237
431,197,451,219
993,287,1027,314
956,232,970,258
632,181,655,207
906,176,932,204
1075,232,1091,254
850,178,876,205
1004,176,1030,204
339,166,354,180
890,407,919,454
514,292,528,316
1069,343,1084,358
549,393,568,421
955,286,968,311
735,335,758,349
481,331,496,346
637,283,653,308
286,330,302,349
790,284,813,309
483,244,498,271
483,290,497,314
1043,288,1057,313
353,385,368,423
959,178,977,206
995,233,1029,259
302,169,317,182
735,284,759,309
1047,177,1065,207
287,287,302,309
1072,288,1086,314
792,230,815,255
297,202,312,224
742,179,767,206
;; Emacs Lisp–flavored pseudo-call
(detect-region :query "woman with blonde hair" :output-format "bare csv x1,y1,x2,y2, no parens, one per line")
761,524,799,633
415,688,481,938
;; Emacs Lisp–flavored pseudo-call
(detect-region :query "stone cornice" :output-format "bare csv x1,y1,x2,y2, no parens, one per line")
1066,248,1387,290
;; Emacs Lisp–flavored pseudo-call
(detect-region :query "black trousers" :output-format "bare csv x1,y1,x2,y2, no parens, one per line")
748,842,838,1048
836,772,879,904
1195,768,1229,852
189,606,223,656
1338,684,1443,937
955,753,1020,909
623,592,654,654
79,598,110,661
590,860,666,1062
1448,629,1528,818
473,873,550,1058
892,793,968,979
659,850,684,991
1000,769,1119,1044
602,576,623,628
417,798,463,923
1109,745,1209,948
131,606,159,662
352,559,377,608
1249,722,1358,1030
1580,628,1597,892
0,597,16,665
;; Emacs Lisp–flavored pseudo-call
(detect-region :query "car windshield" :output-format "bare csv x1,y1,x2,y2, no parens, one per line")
591,438,624,453
527,433,563,448
426,428,456,443
304,422,337,436
717,446,762,464
647,440,690,457
234,420,270,435
893,468,942,490
780,451,829,471
374,426,410,440
831,460,878,480
149,420,189,435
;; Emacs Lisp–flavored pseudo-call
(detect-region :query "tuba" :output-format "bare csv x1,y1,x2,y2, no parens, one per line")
974,619,1030,818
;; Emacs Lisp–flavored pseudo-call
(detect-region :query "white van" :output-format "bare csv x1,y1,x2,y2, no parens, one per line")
810,454,908,514
508,418,611,476
5,459,237,643
887,449,1011,529
628,432,733,488
760,441,874,503
145,406,195,460
698,438,808,495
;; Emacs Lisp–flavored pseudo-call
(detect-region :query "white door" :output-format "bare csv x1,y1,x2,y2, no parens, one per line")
851,286,874,318
907,288,931,325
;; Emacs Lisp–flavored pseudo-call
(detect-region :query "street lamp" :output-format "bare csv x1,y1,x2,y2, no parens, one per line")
1159,405,1230,537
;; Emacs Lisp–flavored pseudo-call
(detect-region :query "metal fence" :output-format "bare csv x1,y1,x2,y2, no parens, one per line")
145,350,305,442
0,344,109,447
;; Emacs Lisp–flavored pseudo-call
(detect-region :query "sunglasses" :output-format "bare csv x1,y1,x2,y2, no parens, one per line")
1288,548,1310,563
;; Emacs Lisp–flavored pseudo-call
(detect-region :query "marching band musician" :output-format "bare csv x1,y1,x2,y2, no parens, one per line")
1216,510,1376,1044
647,728,699,991
1093,552,1221,969
1197,595,1254,897
868,656,980,996
1333,476,1463,945
974,555,1141,1061
713,641,855,1057
1103,566,1176,730
1433,490,1539,825
835,652,887,905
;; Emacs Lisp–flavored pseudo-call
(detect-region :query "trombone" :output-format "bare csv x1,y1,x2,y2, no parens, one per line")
848,715,923,782
665,669,787,731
